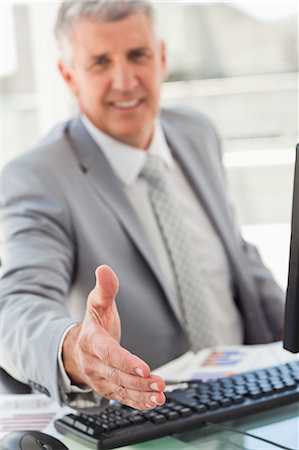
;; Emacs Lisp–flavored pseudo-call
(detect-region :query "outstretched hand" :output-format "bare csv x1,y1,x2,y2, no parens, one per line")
62,265,166,410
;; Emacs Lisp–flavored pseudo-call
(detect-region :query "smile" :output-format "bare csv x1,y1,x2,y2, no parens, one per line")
110,99,142,109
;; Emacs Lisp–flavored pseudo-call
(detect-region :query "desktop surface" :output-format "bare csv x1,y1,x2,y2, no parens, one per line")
55,358,299,450
176,402,299,450
57,402,298,449
2,348,298,450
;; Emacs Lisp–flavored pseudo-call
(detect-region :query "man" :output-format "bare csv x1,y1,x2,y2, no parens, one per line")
0,0,284,413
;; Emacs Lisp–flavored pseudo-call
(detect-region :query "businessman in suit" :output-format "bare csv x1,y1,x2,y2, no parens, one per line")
0,0,284,413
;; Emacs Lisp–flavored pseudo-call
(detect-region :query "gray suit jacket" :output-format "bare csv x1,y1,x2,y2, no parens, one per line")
0,106,284,405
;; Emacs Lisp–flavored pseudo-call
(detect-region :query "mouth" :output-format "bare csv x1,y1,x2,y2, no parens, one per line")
108,99,143,110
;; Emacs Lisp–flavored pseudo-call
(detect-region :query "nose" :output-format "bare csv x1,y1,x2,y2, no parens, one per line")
111,61,138,92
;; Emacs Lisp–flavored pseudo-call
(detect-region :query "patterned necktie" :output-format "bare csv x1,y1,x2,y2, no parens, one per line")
141,155,217,352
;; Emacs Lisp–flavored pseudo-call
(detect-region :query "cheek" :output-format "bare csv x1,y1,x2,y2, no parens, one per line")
148,77,163,108
149,67,164,97
78,72,108,101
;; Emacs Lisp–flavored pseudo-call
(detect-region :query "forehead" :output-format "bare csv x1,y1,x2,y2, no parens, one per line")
70,13,157,56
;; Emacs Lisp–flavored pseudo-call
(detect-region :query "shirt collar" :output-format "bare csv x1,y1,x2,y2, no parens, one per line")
80,115,174,186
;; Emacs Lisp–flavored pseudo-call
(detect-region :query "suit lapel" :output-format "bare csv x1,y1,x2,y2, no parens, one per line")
65,117,184,325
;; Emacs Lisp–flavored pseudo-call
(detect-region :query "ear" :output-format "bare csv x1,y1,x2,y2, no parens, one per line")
159,41,168,82
58,59,79,97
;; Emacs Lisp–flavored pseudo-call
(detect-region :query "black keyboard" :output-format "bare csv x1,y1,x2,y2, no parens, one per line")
55,360,299,449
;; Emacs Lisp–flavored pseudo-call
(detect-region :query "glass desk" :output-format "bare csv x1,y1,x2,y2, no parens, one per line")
175,403,299,450
1,369,298,449
58,402,299,450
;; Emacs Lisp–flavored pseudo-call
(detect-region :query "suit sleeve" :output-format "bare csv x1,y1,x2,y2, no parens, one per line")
0,155,107,411
237,235,285,339
208,116,285,339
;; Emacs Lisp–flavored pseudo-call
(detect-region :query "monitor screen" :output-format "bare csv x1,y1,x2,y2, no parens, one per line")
283,143,299,353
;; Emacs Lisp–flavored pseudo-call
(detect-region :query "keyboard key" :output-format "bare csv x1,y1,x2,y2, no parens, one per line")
157,407,170,415
196,395,210,404
273,384,287,393
172,405,185,412
166,411,180,420
249,391,263,399
115,419,131,428
60,416,75,426
144,411,157,419
220,398,232,407
179,407,193,417
207,401,220,410
232,395,245,404
285,381,297,389
261,386,274,395
86,427,95,436
102,422,117,431
152,414,167,424
74,421,88,432
129,415,145,425
195,404,207,414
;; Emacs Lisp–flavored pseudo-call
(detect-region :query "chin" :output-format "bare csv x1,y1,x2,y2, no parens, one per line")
112,128,148,146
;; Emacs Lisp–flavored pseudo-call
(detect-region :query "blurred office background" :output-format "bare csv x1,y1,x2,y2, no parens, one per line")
1,1,298,291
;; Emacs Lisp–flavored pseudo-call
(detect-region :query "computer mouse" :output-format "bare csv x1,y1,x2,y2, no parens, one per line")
0,430,69,450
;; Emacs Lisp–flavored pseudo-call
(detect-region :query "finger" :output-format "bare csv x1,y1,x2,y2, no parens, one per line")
96,359,165,392
89,333,151,378
95,379,166,410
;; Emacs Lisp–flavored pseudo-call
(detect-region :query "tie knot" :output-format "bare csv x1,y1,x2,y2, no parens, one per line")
140,155,166,184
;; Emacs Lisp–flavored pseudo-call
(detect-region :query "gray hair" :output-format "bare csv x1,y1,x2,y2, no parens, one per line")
55,0,156,66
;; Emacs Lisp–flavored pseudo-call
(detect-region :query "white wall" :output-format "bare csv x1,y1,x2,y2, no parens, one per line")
28,3,75,136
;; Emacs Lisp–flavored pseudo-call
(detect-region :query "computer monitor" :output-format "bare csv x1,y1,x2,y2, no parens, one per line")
283,143,299,353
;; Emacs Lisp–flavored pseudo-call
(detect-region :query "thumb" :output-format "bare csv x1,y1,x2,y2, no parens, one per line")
86,265,121,340
94,265,119,308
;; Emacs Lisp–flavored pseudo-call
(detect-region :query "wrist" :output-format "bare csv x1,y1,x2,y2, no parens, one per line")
62,324,86,386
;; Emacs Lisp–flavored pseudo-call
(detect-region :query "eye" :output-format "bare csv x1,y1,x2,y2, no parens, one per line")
93,55,111,67
128,48,151,62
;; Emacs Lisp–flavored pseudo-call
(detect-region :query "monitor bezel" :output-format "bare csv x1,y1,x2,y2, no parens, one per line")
283,143,299,353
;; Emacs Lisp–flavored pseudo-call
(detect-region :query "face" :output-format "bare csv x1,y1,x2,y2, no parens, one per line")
59,13,167,149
